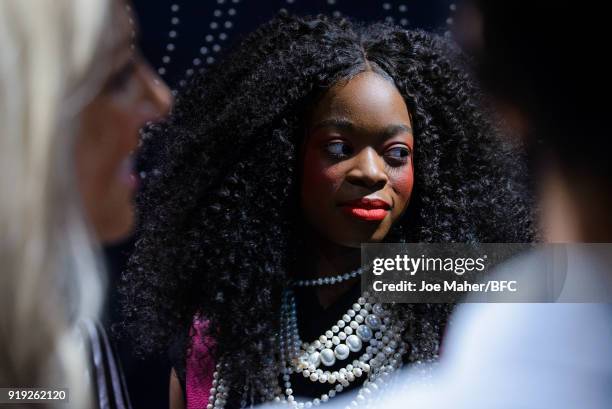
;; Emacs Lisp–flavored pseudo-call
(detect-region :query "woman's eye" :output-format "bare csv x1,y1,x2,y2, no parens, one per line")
325,141,353,158
105,62,136,93
385,146,411,164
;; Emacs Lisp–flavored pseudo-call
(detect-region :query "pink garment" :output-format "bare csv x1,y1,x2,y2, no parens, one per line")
186,319,216,409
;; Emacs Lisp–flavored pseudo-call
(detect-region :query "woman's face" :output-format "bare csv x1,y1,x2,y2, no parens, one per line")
75,1,172,243
301,71,414,248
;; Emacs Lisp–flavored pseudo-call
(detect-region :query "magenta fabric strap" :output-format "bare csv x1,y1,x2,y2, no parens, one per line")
186,318,216,409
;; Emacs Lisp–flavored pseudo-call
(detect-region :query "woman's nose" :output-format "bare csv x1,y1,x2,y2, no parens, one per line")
345,147,388,189
139,64,173,121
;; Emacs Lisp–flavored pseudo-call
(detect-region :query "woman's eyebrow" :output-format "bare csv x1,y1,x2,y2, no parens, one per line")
381,124,413,139
310,117,355,133
309,119,412,140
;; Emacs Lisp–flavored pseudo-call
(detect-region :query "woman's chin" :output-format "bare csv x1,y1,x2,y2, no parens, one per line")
95,208,135,245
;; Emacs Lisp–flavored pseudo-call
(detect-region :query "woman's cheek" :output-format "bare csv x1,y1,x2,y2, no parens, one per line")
302,149,343,197
393,163,415,208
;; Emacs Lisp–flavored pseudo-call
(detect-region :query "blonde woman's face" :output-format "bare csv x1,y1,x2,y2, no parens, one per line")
75,1,172,243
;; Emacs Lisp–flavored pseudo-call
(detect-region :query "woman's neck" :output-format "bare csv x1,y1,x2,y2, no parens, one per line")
297,232,362,309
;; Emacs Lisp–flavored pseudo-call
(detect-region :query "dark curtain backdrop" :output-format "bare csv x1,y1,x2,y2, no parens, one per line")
105,1,456,408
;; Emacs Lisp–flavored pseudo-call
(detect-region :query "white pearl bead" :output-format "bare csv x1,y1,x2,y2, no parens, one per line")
342,314,351,322
334,344,350,360
343,326,353,335
328,374,337,383
332,336,340,345
373,303,384,315
357,325,373,341
320,348,336,366
310,373,319,382
337,320,345,328
325,330,333,338
355,315,364,323
346,335,362,352
350,321,359,329
352,303,361,311
308,352,321,367
338,332,347,341
353,368,362,377
365,314,381,329
319,335,327,343
332,325,340,333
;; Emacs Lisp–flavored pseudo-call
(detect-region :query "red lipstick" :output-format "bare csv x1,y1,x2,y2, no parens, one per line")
339,198,391,221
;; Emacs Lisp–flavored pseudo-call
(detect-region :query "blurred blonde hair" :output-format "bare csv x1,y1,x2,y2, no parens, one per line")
0,0,112,406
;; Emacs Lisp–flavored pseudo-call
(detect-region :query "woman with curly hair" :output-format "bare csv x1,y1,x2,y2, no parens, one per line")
120,13,533,409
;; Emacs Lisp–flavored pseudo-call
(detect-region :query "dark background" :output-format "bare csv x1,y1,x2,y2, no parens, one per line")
105,1,455,408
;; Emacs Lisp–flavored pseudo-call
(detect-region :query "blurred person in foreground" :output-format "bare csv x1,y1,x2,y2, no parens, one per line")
353,2,612,409
0,0,171,407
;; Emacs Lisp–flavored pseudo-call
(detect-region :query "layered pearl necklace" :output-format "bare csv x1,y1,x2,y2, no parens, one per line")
206,278,407,409
291,266,367,287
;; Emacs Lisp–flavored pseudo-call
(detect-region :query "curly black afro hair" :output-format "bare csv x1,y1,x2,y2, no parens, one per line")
121,12,535,402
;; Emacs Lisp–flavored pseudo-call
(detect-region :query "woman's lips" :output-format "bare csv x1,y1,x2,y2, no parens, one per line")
339,198,391,221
